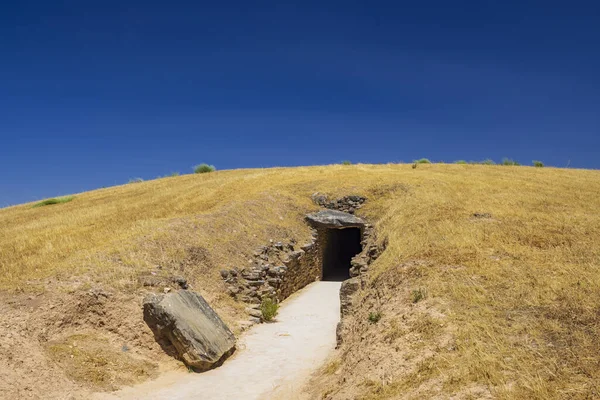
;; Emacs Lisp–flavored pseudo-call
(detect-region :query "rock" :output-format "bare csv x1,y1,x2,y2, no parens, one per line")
340,278,361,317
336,321,344,347
242,272,261,280
143,290,236,371
220,270,229,279
226,286,240,296
247,280,265,287
305,210,366,229
246,308,262,319
473,212,492,219
311,192,329,206
171,276,188,289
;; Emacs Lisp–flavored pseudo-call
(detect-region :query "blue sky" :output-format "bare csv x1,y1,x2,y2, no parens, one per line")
1,1,599,206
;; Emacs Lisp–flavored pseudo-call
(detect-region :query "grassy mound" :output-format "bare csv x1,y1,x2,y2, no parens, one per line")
1,163,599,398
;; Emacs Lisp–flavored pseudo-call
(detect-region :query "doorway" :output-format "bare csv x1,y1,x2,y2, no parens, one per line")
322,227,362,281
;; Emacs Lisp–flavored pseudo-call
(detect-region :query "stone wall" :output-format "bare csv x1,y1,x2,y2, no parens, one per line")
220,235,323,323
220,193,383,326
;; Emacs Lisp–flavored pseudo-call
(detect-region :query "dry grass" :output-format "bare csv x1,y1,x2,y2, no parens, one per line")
1,163,600,398
46,333,157,391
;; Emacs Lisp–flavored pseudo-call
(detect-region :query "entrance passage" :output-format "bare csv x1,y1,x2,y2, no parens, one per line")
322,228,362,281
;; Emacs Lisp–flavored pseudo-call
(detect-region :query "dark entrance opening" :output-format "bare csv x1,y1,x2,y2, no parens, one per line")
322,227,362,281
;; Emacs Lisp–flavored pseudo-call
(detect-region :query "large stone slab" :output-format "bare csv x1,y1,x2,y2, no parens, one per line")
143,290,236,371
305,209,366,229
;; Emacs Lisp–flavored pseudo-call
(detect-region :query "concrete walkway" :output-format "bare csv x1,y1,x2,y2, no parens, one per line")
96,281,341,400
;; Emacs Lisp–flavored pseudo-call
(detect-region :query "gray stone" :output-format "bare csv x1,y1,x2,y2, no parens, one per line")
311,192,329,206
305,210,366,229
171,276,188,289
219,269,229,279
339,277,361,317
246,308,262,319
247,280,265,287
143,290,236,371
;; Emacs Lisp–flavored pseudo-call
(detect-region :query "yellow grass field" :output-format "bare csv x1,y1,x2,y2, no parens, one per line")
1,164,599,399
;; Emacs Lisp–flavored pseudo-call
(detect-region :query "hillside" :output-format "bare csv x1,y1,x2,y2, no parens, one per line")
1,164,599,399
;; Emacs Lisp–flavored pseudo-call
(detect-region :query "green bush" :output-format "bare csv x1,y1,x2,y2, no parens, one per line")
454,160,468,164
128,178,144,183
414,158,431,164
169,172,180,177
480,159,496,165
368,311,382,324
533,160,544,168
32,196,75,208
502,158,520,166
194,163,216,174
260,298,279,322
341,160,352,165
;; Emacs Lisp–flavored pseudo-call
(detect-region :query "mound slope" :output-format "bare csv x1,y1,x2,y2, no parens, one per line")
1,164,599,399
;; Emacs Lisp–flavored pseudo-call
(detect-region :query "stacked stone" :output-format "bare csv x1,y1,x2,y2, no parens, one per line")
220,237,321,323
349,224,386,277
311,193,366,214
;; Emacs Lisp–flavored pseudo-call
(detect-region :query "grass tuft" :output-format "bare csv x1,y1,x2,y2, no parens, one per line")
341,160,352,165
32,196,75,208
411,288,427,303
368,311,382,323
414,158,431,164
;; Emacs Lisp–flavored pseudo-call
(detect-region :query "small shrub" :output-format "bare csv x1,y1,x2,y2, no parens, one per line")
411,288,427,303
414,158,431,164
32,196,75,208
454,160,468,164
128,178,144,184
480,159,495,165
260,297,279,322
368,311,382,324
533,160,544,168
169,172,180,177
194,163,216,174
502,158,520,166
341,160,352,165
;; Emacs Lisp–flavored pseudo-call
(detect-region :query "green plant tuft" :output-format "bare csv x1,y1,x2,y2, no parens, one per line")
414,158,431,164
32,196,75,208
454,160,468,164
194,163,216,174
260,297,279,322
368,311,382,324
502,158,520,166
341,160,352,165
411,288,427,303
533,160,544,168
128,178,144,184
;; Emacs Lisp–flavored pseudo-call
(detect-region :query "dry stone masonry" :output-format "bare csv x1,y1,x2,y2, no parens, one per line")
221,235,322,323
311,192,366,214
221,193,385,327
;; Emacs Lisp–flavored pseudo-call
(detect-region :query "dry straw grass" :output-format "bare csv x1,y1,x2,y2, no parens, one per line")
1,163,600,398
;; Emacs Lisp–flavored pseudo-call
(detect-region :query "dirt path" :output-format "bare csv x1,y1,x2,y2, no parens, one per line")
95,281,341,400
